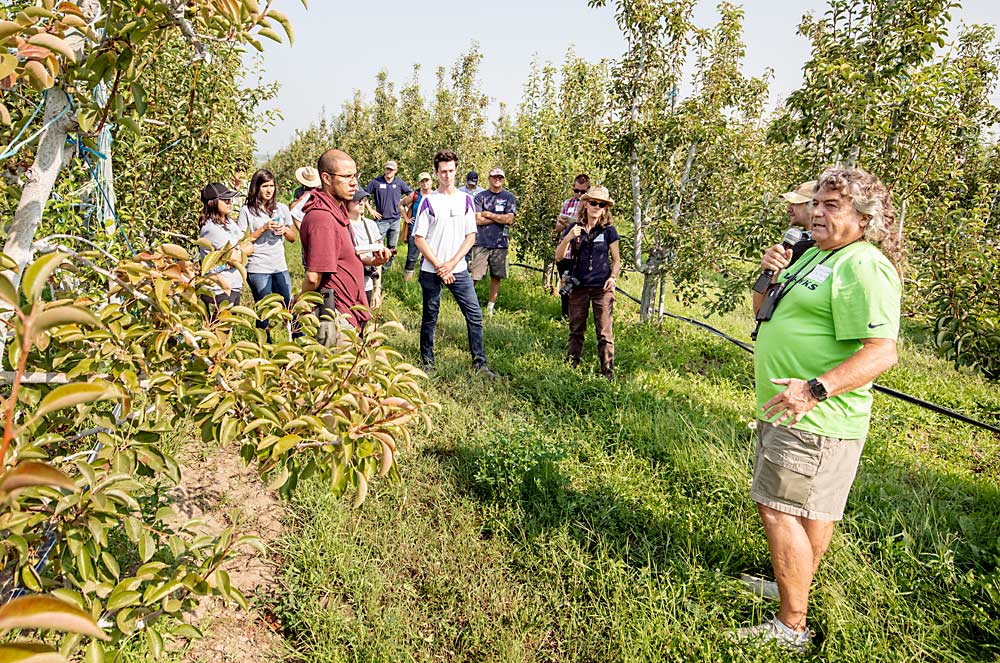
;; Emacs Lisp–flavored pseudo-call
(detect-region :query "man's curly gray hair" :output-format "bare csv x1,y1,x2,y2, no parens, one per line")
816,167,904,273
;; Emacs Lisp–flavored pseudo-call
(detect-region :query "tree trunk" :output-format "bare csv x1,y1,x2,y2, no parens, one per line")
639,267,659,320
657,272,666,321
3,88,75,283
1,89,75,364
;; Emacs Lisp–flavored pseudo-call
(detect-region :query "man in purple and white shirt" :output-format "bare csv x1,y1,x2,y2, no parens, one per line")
412,150,496,378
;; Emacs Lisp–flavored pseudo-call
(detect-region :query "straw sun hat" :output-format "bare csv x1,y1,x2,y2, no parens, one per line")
295,166,321,188
581,185,614,207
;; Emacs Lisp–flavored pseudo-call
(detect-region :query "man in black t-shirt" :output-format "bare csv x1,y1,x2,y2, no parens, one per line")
470,167,517,316
780,180,817,264
364,160,414,269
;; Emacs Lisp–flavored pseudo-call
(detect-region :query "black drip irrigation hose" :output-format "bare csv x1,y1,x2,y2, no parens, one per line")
509,262,1000,437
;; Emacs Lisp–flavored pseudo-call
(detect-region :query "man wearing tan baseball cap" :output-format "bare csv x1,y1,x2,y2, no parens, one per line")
778,180,818,264
780,181,817,230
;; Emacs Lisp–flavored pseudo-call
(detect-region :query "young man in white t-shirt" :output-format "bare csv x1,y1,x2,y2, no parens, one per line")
412,150,496,378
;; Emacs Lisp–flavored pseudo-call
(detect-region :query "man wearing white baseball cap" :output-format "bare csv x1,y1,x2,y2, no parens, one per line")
471,166,517,316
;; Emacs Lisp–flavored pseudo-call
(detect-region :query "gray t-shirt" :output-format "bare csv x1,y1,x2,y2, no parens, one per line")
458,185,485,199
199,219,244,293
238,203,292,274
413,191,476,274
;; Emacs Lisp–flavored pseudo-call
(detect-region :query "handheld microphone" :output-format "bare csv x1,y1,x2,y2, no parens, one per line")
752,227,803,294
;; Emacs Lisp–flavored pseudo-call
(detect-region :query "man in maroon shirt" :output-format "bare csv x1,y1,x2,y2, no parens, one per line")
299,149,373,331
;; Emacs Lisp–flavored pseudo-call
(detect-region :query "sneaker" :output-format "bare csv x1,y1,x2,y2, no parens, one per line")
475,364,497,379
739,574,781,601
727,616,811,654
421,362,436,375
404,270,414,282
486,303,495,316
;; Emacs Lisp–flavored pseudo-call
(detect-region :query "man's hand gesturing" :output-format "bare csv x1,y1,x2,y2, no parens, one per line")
761,378,818,426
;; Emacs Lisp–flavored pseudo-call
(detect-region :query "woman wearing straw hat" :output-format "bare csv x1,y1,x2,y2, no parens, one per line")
555,185,621,380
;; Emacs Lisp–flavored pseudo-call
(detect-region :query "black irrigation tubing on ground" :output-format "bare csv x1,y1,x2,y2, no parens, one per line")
509,262,1000,437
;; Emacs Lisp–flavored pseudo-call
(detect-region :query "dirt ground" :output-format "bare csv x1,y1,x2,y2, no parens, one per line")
170,443,288,663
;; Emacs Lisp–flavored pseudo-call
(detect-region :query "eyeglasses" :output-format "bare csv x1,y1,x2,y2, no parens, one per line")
574,188,589,195
490,175,504,180
588,201,608,209
324,171,358,182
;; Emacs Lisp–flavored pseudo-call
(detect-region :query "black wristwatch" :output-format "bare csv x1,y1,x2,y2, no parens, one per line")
807,378,828,402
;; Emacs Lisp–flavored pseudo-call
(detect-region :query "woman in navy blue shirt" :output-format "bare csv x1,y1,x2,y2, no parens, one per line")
555,185,621,380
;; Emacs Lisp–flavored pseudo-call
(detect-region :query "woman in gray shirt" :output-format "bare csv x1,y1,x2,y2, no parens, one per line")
238,169,296,341
198,182,250,316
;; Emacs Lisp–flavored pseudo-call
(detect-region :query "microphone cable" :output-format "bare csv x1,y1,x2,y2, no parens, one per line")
510,262,1000,437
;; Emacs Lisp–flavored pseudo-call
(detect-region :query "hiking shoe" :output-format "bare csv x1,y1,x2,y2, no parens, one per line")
475,364,497,379
739,574,780,601
727,616,811,654
421,362,436,375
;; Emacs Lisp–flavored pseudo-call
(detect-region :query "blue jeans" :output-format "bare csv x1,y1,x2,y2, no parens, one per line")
405,223,421,272
376,218,400,269
247,271,292,339
418,269,487,368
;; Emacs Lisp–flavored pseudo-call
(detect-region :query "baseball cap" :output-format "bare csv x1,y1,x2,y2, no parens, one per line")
489,167,505,178
353,189,371,202
466,171,479,184
780,181,817,204
201,182,238,204
385,160,398,170
418,171,432,182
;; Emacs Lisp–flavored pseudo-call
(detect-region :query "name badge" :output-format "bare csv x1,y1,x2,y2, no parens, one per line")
593,234,606,243
379,183,387,189
807,265,832,283
494,203,505,212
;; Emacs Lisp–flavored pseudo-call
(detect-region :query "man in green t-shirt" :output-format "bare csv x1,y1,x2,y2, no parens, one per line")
732,167,903,653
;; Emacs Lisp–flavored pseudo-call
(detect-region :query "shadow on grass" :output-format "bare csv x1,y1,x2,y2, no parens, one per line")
384,254,1000,661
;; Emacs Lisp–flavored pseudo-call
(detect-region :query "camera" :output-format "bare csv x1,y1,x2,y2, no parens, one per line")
559,272,581,297
750,282,785,340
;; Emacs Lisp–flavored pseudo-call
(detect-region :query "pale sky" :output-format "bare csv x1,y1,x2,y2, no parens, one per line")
248,1,999,157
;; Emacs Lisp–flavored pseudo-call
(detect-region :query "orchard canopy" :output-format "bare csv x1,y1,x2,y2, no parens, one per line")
0,0,999,661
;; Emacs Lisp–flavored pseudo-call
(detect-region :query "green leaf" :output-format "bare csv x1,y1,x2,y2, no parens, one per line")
0,642,66,662
83,640,104,663
271,434,301,457
33,305,103,334
0,272,18,307
0,461,77,494
214,569,232,600
105,589,141,612
0,595,108,639
0,252,17,271
131,82,147,116
138,531,155,563
21,252,67,303
171,624,202,639
33,382,124,421
144,628,163,658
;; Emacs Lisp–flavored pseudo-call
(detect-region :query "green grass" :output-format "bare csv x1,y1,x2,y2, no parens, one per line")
272,247,1000,662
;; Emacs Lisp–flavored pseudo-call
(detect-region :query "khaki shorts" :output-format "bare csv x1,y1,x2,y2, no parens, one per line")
751,420,866,521
469,246,508,280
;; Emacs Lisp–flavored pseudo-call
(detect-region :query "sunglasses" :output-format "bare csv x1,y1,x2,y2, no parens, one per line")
588,201,608,209
573,188,589,195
